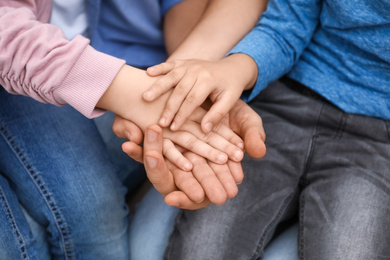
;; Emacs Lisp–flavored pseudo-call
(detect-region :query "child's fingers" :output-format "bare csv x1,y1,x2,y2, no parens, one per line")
122,141,144,163
179,121,244,162
170,88,210,131
162,139,193,171
227,159,244,184
163,129,228,165
165,155,205,203
207,161,238,199
188,107,244,149
209,122,244,150
201,95,237,134
146,61,177,76
185,152,228,205
159,73,197,127
143,65,184,102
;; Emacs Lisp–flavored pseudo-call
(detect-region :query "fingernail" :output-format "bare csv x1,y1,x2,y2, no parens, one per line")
170,122,177,131
234,150,244,161
146,129,158,142
197,197,205,203
204,122,213,133
145,156,158,168
218,154,227,164
125,131,132,140
147,66,156,72
144,91,154,100
238,142,244,149
184,162,192,171
159,117,166,126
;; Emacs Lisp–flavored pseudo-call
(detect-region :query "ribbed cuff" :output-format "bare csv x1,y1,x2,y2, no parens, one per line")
54,45,126,118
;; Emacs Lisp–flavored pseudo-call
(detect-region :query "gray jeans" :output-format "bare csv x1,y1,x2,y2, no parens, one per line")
164,78,390,260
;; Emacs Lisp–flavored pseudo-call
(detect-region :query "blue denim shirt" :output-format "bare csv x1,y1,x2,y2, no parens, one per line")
231,0,390,120
87,0,183,68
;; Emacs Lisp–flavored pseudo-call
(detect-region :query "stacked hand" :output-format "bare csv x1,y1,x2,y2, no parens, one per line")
113,99,266,210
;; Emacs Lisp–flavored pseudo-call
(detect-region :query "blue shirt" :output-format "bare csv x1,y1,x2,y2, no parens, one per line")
90,0,183,68
231,0,390,120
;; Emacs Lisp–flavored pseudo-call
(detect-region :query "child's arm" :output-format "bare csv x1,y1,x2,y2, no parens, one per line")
96,64,244,167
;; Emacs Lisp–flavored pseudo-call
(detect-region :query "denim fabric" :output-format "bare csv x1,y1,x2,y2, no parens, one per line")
129,187,298,260
262,224,299,260
0,91,132,259
129,187,179,260
165,79,390,260
93,111,146,192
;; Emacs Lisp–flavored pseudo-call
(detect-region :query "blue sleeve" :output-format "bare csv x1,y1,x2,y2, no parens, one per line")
161,0,185,16
230,0,322,102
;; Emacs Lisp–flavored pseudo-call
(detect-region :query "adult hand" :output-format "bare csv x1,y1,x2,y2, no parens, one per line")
143,124,243,209
227,99,266,158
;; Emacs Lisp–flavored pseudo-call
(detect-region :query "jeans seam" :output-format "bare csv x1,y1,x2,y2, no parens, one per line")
298,191,305,260
385,120,390,141
0,185,29,260
0,123,75,260
251,188,299,260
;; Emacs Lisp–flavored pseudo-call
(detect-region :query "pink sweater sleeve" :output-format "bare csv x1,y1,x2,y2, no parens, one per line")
0,0,126,118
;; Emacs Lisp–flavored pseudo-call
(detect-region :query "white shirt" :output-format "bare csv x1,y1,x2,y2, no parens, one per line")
50,0,88,40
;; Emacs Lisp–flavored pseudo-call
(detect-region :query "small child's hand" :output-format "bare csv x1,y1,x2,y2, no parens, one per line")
161,106,244,171
145,55,256,133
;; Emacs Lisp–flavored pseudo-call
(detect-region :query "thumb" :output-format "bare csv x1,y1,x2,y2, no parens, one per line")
144,125,176,196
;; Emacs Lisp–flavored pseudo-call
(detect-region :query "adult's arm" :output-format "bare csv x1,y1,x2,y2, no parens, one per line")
164,0,267,61
0,0,125,118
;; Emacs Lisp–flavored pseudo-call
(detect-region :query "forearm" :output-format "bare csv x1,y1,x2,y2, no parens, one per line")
0,4,125,118
165,0,267,61
96,65,169,131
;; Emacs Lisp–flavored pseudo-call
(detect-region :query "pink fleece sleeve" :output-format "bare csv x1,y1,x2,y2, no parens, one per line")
0,1,126,118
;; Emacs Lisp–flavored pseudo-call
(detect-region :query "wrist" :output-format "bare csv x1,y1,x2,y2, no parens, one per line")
97,65,171,131
224,54,258,91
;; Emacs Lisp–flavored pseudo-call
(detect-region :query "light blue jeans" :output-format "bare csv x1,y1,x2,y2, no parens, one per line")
0,90,144,259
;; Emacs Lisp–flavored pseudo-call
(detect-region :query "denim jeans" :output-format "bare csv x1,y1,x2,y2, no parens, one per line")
164,79,390,260
0,90,143,259
130,186,299,260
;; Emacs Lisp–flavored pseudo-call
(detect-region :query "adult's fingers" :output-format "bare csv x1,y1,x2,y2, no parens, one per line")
122,141,144,163
229,99,266,158
143,126,176,197
112,115,144,144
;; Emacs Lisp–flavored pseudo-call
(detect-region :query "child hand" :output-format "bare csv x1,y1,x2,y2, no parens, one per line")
145,55,256,133
161,106,244,171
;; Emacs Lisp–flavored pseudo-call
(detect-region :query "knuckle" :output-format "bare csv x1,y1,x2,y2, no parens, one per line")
202,131,215,144
184,136,198,150
184,93,197,105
